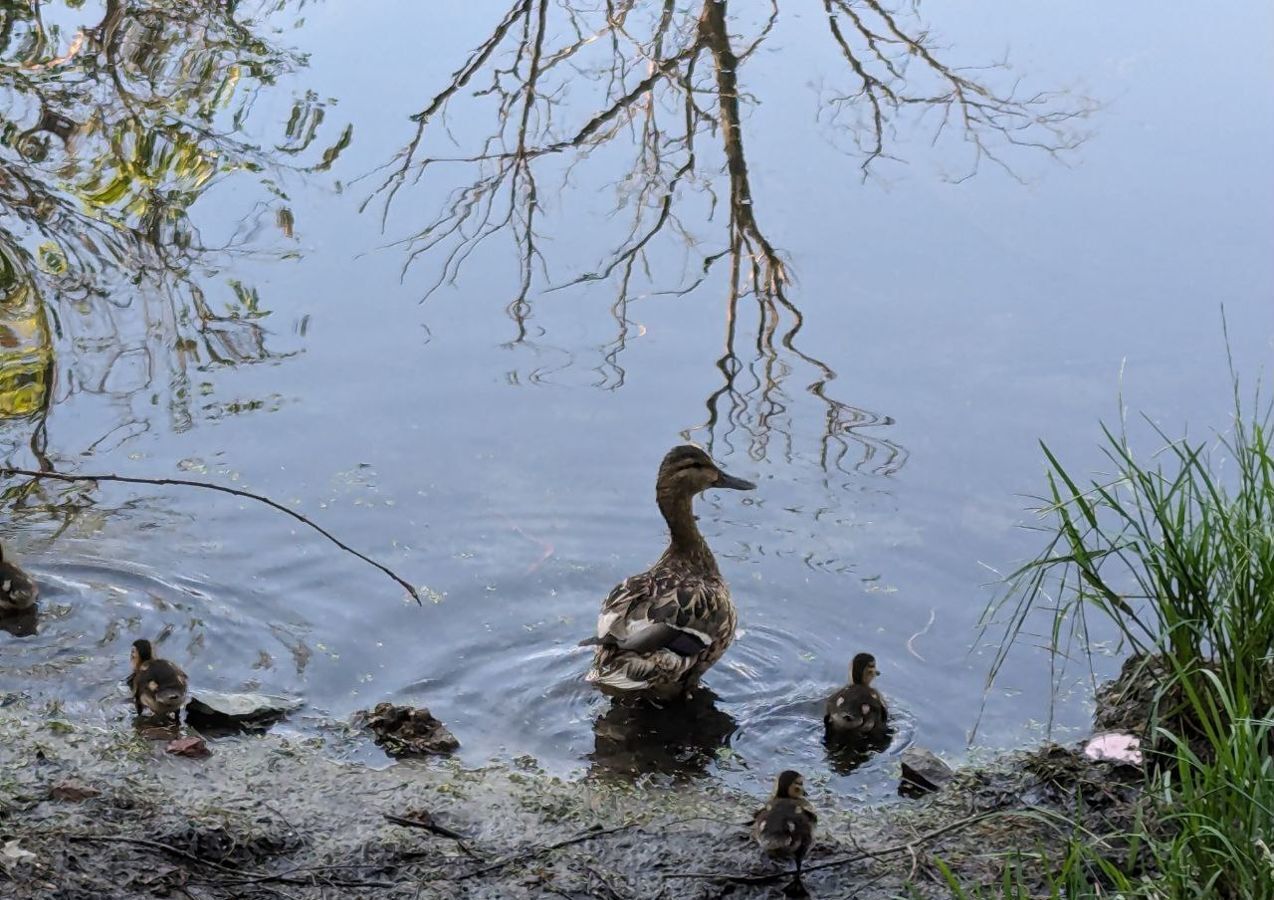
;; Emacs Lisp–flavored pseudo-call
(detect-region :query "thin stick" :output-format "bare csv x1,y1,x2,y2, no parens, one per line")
61,836,396,889
453,821,644,881
447,815,743,883
63,834,256,875
667,811,1002,886
383,812,468,841
384,812,479,858
1,465,421,603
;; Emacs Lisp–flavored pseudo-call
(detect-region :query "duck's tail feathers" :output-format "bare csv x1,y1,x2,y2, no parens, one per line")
584,666,650,692
826,712,866,732
757,833,799,855
157,688,186,706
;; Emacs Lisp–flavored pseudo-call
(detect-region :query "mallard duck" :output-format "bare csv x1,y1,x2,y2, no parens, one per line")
0,545,38,616
752,770,817,878
824,652,887,737
582,444,755,699
128,639,189,722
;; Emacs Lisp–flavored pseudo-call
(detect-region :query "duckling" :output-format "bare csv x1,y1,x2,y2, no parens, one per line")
128,639,189,722
752,770,817,882
0,544,38,616
824,651,888,738
582,445,755,699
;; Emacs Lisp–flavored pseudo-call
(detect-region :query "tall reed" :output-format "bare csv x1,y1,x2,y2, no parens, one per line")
958,372,1274,897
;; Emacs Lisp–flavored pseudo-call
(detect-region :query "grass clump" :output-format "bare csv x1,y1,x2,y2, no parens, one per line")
965,373,1274,899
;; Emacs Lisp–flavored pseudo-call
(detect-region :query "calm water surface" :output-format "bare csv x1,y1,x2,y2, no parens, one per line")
1,0,1271,802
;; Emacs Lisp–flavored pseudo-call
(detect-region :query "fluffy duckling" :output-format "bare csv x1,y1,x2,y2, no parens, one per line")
128,639,189,722
824,652,887,738
752,770,817,882
0,544,38,616
583,445,755,699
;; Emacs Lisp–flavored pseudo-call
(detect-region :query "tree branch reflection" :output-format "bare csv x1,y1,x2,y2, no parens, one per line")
2,0,345,507
374,1,1084,475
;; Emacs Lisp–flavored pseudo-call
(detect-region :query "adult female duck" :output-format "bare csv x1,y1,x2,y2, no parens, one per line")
583,445,755,699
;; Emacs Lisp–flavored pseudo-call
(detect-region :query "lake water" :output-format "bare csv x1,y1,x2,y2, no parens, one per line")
2,0,1271,801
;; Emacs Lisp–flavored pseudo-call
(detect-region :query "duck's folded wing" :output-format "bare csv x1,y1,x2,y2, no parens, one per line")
580,621,708,656
583,576,714,655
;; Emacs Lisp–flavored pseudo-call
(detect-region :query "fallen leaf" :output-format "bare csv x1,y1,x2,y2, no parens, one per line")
50,779,100,802
165,736,210,759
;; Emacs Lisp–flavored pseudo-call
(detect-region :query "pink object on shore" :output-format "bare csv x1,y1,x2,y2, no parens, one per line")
1084,732,1142,765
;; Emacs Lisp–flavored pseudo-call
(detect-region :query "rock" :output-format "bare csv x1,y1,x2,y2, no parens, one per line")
49,779,100,802
185,691,301,734
165,736,210,759
900,746,954,796
0,839,37,872
358,702,458,758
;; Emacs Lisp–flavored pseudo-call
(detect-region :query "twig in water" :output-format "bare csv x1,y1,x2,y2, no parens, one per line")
906,607,936,662
1,465,422,603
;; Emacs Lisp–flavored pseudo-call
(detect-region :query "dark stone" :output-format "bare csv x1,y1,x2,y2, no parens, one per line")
899,746,954,796
358,702,459,757
185,691,301,735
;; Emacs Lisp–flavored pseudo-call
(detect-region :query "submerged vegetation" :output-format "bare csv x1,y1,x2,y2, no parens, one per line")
974,372,1274,898
1,0,349,515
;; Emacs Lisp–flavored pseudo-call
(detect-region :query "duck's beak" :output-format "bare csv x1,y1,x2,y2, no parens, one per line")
714,469,756,491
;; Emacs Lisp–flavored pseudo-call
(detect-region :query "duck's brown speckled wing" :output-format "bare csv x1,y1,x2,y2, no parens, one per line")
752,798,817,858
824,684,887,733
0,562,38,612
149,659,189,691
135,659,189,708
584,566,736,695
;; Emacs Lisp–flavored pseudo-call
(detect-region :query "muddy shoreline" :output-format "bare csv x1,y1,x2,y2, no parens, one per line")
0,675,1150,900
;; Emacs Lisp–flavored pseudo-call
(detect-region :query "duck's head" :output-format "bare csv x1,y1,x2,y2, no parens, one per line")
656,445,755,498
773,769,806,799
851,652,879,687
131,639,154,670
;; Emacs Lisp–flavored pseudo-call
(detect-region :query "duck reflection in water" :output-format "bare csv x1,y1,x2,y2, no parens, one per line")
823,728,891,777
0,607,38,638
589,688,738,780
